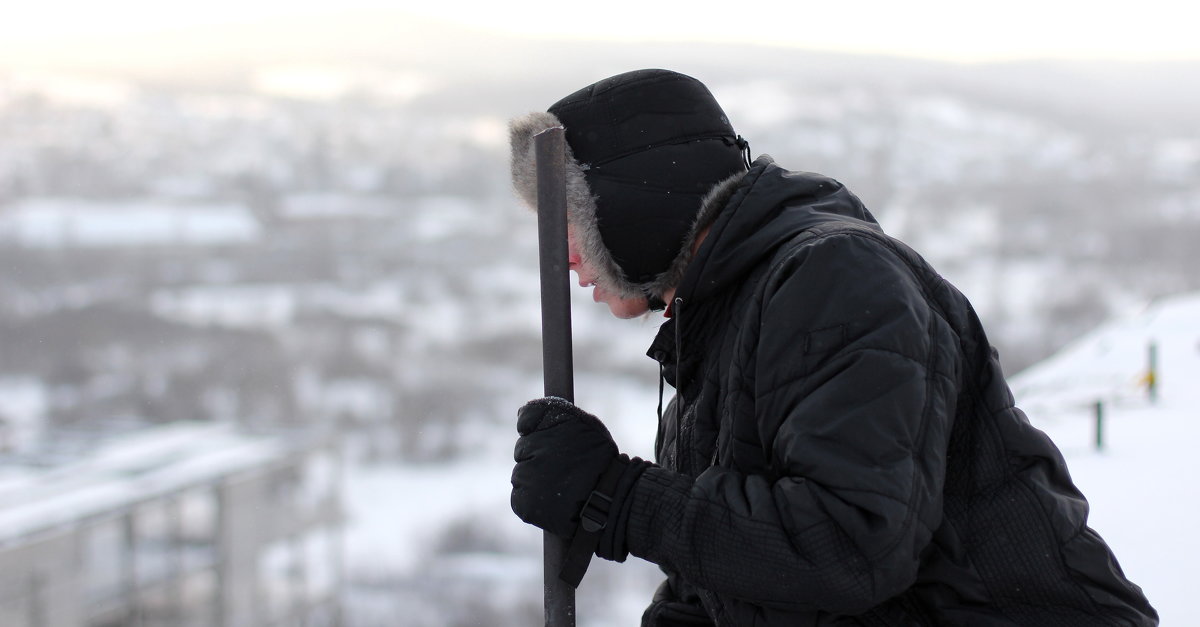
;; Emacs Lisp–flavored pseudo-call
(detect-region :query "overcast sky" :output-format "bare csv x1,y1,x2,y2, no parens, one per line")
3,0,1199,64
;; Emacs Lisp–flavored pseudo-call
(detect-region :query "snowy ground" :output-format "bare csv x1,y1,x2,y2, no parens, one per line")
1011,292,1200,625
340,364,667,626
343,293,1200,625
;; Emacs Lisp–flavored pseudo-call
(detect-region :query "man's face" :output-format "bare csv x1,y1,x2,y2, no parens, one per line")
567,224,650,319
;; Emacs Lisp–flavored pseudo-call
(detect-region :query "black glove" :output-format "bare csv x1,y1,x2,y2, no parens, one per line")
511,396,618,537
511,397,651,583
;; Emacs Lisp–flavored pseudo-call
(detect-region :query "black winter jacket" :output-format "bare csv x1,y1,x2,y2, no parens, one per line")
625,157,1157,626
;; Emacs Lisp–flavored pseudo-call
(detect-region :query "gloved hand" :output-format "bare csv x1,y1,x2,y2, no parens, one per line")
510,397,650,561
511,397,619,538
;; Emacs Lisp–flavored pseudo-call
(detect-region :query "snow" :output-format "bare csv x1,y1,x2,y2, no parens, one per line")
0,199,261,248
339,370,664,624
1153,138,1200,183
408,195,506,240
151,284,299,328
0,378,47,453
910,203,999,262
342,291,1200,624
278,193,395,220
341,459,517,577
1011,291,1200,625
0,422,287,546
1010,292,1199,414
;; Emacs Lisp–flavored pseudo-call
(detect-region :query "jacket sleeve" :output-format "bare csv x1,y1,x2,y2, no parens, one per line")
625,231,960,615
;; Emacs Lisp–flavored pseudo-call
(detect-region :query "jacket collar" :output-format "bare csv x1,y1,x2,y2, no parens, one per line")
674,156,879,307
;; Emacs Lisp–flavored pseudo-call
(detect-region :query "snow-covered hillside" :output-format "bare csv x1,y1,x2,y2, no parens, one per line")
1011,292,1200,625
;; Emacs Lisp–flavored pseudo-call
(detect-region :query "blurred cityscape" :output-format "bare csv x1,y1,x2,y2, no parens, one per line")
1,16,1198,624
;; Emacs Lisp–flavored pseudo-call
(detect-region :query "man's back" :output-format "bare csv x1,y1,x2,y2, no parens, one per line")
643,160,1157,625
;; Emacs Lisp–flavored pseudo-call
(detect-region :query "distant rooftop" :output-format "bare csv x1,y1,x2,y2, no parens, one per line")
0,199,261,248
0,421,294,546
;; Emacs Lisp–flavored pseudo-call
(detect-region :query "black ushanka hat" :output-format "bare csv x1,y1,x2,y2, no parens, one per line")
510,69,748,300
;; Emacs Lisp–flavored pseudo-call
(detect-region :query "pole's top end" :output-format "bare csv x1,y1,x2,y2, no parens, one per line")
534,125,565,137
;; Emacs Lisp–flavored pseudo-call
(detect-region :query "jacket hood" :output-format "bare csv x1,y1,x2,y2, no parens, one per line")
677,156,879,306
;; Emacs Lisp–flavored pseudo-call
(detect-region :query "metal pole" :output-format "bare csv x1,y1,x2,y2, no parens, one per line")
1094,400,1104,451
534,125,576,627
1147,341,1158,404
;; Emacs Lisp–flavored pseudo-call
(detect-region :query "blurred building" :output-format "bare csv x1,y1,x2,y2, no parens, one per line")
0,200,262,249
0,422,342,627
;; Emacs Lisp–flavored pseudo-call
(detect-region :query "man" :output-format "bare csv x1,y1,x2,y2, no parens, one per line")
508,69,1157,626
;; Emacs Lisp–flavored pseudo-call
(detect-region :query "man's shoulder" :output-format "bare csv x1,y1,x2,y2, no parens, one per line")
766,213,906,274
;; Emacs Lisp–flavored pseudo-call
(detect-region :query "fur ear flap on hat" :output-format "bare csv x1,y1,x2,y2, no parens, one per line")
508,111,637,298
509,69,750,301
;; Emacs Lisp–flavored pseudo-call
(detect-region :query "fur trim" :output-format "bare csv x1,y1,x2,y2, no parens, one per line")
509,111,748,299
509,111,630,297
